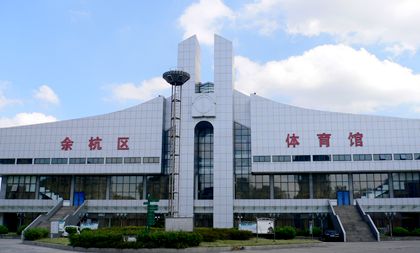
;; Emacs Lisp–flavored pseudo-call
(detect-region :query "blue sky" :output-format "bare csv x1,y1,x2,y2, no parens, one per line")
1,0,420,127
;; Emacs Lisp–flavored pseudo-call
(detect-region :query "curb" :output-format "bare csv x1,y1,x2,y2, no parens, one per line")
22,240,324,253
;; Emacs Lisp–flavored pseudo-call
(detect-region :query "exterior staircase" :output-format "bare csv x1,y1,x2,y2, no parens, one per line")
334,205,376,242
37,206,76,229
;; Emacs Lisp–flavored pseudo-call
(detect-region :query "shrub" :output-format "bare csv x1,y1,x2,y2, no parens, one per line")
137,231,202,249
17,225,28,236
275,226,296,239
69,230,202,249
65,226,78,235
23,227,49,240
411,228,420,236
393,226,410,236
312,226,322,237
0,225,8,234
194,228,252,242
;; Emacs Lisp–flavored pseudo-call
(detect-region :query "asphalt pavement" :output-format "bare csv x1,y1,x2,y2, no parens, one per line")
1,239,420,253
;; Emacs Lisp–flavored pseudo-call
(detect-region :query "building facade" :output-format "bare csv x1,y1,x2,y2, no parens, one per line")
1,35,419,232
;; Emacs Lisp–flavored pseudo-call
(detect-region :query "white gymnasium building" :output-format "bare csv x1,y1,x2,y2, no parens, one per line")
0,35,419,240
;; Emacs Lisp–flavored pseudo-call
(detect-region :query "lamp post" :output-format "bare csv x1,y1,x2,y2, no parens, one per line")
385,212,396,237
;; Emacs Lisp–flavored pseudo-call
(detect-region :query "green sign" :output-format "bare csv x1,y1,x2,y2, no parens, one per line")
144,194,159,232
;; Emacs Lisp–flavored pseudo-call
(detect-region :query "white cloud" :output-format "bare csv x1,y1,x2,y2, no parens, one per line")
34,85,60,104
0,112,57,128
0,80,21,108
234,44,420,114
238,0,420,54
179,1,420,53
178,0,234,45
107,77,170,102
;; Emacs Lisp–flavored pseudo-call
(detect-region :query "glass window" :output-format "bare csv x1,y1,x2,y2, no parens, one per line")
353,173,389,199
0,158,15,164
124,157,142,164
394,153,413,160
69,158,86,164
111,176,143,200
195,82,214,93
74,176,107,200
333,154,352,161
16,158,33,164
51,158,68,164
235,175,270,199
313,155,331,162
373,154,392,161
353,154,372,161
143,157,160,164
146,175,168,199
106,157,123,164
34,158,50,164
39,176,71,200
414,153,420,160
195,121,214,200
313,174,349,199
6,175,36,199
272,155,291,162
392,172,420,198
253,156,271,162
274,174,309,199
87,157,104,164
292,155,311,162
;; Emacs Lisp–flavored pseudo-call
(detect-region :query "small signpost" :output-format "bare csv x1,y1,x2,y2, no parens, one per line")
143,193,159,232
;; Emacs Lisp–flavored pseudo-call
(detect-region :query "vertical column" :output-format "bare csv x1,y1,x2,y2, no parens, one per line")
348,173,354,204
143,176,147,199
213,35,234,228
178,35,201,218
35,176,40,199
389,173,394,198
269,175,274,199
70,176,75,206
106,176,111,200
0,176,7,199
309,173,314,199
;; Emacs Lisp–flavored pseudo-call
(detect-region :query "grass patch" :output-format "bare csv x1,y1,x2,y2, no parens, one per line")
200,238,320,247
36,237,70,246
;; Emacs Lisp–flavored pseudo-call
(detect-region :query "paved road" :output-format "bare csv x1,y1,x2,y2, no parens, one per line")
229,240,420,253
1,239,420,253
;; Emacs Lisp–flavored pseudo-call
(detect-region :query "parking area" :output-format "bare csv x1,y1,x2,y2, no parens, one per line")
1,239,420,253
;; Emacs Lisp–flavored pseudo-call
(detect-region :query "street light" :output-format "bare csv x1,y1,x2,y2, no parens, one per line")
385,212,396,237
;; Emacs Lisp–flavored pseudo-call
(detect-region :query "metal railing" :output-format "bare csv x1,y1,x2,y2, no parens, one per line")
64,201,87,226
328,200,347,242
356,200,380,242
21,199,63,240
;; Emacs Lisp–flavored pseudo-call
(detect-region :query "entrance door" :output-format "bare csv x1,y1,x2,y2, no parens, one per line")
337,191,350,206
73,192,85,206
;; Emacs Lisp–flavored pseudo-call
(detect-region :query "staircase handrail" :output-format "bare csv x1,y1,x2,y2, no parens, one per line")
328,200,346,242
21,199,63,240
356,199,380,242
64,201,87,226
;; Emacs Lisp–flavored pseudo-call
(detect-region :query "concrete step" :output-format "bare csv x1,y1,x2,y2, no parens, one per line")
334,205,376,242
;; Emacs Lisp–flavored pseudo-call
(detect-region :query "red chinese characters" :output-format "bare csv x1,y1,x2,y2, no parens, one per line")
88,136,102,150
61,137,74,151
117,137,129,150
348,132,363,147
317,133,331,147
286,133,300,148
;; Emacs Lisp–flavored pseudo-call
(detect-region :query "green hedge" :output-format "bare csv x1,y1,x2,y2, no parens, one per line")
194,228,252,242
0,225,8,234
97,226,162,235
17,225,28,236
23,227,49,240
411,228,420,236
65,226,78,235
274,226,296,239
69,230,202,249
393,227,410,236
